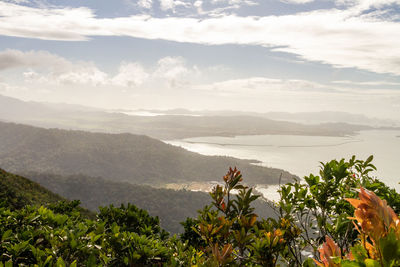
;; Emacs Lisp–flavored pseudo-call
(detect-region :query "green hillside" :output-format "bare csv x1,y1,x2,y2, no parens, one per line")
0,168,64,209
24,172,276,233
0,121,296,186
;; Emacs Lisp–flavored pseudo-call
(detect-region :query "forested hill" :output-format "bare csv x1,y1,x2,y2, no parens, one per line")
0,121,295,186
23,172,276,233
0,168,64,209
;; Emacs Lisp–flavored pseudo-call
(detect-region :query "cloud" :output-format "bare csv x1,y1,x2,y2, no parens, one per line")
23,64,109,86
138,0,153,9
0,49,203,88
0,49,112,86
154,57,191,87
195,77,339,96
1,49,399,119
53,66,109,86
159,0,191,12
332,80,400,86
280,0,314,4
112,62,149,87
0,2,399,75
194,76,400,100
337,0,400,10
0,49,142,87
210,0,257,5
0,49,69,71
3,0,30,3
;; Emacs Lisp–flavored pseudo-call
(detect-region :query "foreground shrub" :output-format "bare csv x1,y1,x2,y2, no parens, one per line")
1,155,399,266
315,187,400,266
276,156,400,265
0,203,192,266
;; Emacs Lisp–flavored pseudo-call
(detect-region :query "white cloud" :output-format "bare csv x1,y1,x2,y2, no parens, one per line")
0,2,399,75
194,0,203,13
3,0,30,3
0,50,202,89
0,49,108,86
1,50,400,119
207,0,258,15
0,49,69,71
112,62,149,87
138,0,153,9
280,0,314,4
23,64,109,86
155,57,187,79
337,0,400,9
154,56,198,87
159,0,191,12
56,66,109,86
0,49,146,87
210,0,257,5
195,77,338,96
0,82,28,94
332,80,400,86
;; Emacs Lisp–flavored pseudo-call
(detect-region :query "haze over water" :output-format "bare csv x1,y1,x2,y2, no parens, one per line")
166,130,400,191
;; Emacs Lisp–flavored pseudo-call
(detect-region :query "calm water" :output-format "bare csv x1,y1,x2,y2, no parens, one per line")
165,130,400,191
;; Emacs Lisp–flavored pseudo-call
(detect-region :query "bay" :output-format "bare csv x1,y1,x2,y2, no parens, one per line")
165,130,400,191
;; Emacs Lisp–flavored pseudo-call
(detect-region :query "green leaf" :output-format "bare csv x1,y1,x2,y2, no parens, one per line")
364,259,380,267
56,257,66,267
302,258,315,267
380,230,400,265
87,254,97,267
350,244,368,262
341,260,364,267
1,230,12,241
44,256,53,266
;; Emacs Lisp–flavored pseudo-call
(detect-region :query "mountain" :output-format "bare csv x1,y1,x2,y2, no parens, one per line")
0,121,295,186
23,172,276,233
134,108,399,127
0,94,372,139
263,111,399,127
0,165,275,233
0,168,64,209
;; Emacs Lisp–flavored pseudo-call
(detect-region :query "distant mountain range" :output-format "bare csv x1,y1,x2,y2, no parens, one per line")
0,94,380,140
131,108,399,127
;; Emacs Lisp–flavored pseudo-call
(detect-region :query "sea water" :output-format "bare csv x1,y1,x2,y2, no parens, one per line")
165,130,400,192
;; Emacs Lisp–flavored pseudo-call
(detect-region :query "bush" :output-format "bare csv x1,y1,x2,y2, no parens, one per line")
1,156,399,266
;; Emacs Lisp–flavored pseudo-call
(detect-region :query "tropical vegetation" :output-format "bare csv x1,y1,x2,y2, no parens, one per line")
0,155,399,266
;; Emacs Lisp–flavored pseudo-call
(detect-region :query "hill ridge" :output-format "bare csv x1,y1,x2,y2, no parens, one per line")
0,121,295,186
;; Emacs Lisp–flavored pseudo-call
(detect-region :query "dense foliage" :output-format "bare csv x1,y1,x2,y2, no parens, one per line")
23,172,276,233
181,155,400,266
0,204,193,266
315,187,400,266
276,155,400,265
0,156,399,266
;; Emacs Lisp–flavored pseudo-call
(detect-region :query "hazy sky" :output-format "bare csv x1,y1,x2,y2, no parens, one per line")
0,0,399,119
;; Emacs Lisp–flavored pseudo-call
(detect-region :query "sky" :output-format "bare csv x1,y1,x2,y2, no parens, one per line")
0,0,399,119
